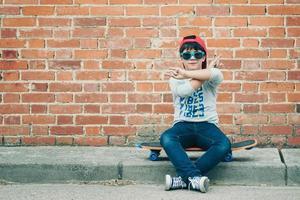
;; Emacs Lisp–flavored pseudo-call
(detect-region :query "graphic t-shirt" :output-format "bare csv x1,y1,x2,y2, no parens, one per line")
169,68,223,126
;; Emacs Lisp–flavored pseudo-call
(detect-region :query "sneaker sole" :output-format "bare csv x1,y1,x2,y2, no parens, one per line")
165,174,172,191
199,177,209,193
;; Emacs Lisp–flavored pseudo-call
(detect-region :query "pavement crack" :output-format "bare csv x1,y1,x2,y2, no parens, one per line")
117,161,123,180
277,148,288,186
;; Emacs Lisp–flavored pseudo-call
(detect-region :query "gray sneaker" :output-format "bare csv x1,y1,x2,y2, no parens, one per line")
165,174,187,191
188,176,210,193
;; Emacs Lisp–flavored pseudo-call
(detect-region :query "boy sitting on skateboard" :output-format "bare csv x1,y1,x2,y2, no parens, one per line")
160,35,231,193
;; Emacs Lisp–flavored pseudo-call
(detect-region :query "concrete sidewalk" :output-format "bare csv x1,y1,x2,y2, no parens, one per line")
0,147,299,186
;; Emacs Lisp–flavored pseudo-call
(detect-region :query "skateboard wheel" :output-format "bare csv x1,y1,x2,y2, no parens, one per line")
149,151,160,161
223,152,233,162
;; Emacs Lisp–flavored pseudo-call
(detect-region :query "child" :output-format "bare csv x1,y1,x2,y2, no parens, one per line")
160,35,231,193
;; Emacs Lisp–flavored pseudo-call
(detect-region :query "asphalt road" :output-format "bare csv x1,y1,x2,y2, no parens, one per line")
1,182,300,200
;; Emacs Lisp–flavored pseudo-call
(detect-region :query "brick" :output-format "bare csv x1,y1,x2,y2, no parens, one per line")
126,6,159,16
110,0,141,3
4,0,38,4
0,83,29,92
4,116,20,125
84,105,100,113
288,137,300,146
161,6,194,16
48,60,81,70
154,104,174,114
215,17,247,26
3,71,19,81
74,137,107,146
76,116,108,125
287,28,300,37
47,39,79,48
73,28,105,38
261,39,294,48
219,83,241,92
76,71,108,80
75,0,107,4
23,115,55,124
74,18,106,26
288,71,300,80
22,71,54,80
207,39,240,48
232,6,266,15
144,0,176,3
128,94,161,103
50,126,83,135
1,29,17,38
234,28,267,37
103,126,136,136
2,50,18,59
22,93,54,103
268,5,300,15
287,17,300,26
288,93,300,102
3,137,21,146
126,28,158,37
217,104,241,113
261,60,295,70
74,50,107,59
3,18,36,27
243,104,260,113
260,82,294,92
75,94,108,103
21,50,54,59
32,83,48,92
85,127,101,135
235,71,268,81
0,6,20,15
50,105,81,114
235,114,268,125
40,0,72,4
32,126,49,136
196,6,229,16
110,116,126,125
0,39,25,48
102,82,134,92
0,126,29,136
235,93,268,102
102,60,133,69
128,49,161,59
261,104,294,113
20,29,52,38
57,116,73,125
262,126,292,135
102,104,135,114
22,137,55,145
129,71,161,81
39,18,71,27
236,50,268,58
22,6,54,15
31,105,47,113
109,136,126,145
56,6,89,15
109,18,141,27
90,6,124,16
56,94,73,103
3,94,20,103
249,17,284,26
107,38,133,49
49,83,81,92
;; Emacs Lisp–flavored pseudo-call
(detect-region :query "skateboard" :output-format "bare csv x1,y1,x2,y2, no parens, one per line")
137,139,257,162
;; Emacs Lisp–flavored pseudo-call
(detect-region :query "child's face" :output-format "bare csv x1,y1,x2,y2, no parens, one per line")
180,49,205,71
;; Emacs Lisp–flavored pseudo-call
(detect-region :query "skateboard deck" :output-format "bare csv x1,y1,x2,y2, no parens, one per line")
137,139,257,162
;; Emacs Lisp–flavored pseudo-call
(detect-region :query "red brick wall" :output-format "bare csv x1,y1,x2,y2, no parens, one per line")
0,1,299,147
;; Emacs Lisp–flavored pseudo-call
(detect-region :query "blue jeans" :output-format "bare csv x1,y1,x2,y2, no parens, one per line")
160,121,231,183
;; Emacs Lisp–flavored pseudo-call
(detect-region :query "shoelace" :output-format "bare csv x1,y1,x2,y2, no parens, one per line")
172,176,186,189
188,177,201,190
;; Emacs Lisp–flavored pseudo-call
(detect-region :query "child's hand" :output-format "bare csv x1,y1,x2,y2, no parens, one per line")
165,67,187,79
208,55,223,69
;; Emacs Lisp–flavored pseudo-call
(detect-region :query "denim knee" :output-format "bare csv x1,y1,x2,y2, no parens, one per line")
160,131,174,148
217,138,231,155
